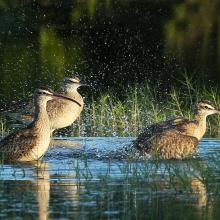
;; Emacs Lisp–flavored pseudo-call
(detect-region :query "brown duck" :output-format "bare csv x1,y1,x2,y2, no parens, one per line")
0,88,77,162
132,100,220,159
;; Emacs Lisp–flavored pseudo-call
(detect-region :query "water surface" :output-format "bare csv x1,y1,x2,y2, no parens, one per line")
1,137,220,219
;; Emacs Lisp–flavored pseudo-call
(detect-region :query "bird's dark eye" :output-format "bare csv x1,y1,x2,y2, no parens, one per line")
38,91,50,95
204,106,210,109
66,79,75,84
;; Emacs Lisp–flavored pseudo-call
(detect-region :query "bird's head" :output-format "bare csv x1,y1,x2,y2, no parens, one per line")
63,77,87,92
195,100,220,117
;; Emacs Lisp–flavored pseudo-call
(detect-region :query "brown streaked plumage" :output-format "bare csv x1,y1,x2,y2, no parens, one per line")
0,88,76,162
133,100,220,159
2,77,85,131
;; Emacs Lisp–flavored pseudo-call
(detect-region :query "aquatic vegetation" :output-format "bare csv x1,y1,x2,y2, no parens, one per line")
70,75,220,137
0,137,220,219
1,75,220,138
0,118,8,138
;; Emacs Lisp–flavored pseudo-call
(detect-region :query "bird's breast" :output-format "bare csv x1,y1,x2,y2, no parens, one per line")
19,122,51,161
49,101,83,129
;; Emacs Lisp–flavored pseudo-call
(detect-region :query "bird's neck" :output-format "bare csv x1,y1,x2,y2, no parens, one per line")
63,88,83,103
65,88,79,96
193,113,207,140
34,99,50,128
60,84,79,95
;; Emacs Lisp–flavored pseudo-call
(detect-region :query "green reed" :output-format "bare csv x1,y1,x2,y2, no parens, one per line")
1,74,220,138
0,118,8,138
70,75,220,137
64,153,220,197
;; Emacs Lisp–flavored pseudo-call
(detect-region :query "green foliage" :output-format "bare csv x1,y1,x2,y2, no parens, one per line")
1,75,220,138
71,75,220,137
0,117,9,138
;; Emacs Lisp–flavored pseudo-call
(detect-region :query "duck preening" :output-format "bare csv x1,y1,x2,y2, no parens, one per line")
0,88,78,162
132,100,220,159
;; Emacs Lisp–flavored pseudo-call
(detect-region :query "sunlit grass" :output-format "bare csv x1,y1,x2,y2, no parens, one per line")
49,154,220,197
71,75,220,137
1,153,220,219
1,75,220,138
0,118,7,139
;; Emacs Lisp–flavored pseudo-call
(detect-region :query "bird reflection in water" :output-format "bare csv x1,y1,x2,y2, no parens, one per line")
32,161,50,220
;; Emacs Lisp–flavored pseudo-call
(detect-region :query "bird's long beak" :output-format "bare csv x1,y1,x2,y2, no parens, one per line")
211,108,220,114
214,109,220,113
79,83,88,87
51,93,82,107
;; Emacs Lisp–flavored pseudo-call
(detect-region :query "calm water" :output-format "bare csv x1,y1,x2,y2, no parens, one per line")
1,137,220,219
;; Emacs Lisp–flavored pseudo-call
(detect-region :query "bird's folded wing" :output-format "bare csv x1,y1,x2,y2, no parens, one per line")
0,128,36,156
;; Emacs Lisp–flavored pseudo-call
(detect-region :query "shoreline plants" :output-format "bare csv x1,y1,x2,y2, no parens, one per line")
1,74,220,138
70,75,220,137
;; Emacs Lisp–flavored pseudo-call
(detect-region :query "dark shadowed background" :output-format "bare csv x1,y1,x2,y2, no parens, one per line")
0,0,219,107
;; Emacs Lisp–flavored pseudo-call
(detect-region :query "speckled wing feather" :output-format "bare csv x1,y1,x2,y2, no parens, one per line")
2,95,34,114
1,95,35,124
171,117,192,132
0,127,37,162
1,86,66,117
132,117,192,153
150,130,199,159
